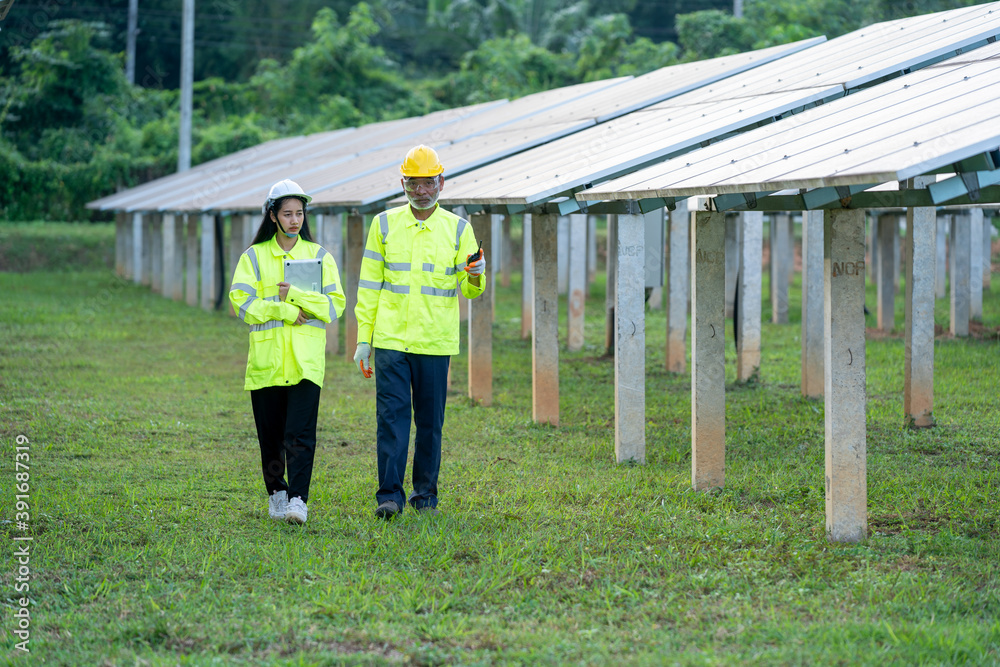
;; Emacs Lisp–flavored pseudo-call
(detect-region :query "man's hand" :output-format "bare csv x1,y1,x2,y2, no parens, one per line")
278,282,290,301
293,309,308,325
466,254,485,277
353,342,373,379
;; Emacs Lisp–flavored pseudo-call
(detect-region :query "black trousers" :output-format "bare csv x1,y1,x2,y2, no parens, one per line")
249,379,321,502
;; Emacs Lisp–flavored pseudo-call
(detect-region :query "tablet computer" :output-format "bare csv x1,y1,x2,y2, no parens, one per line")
283,258,322,293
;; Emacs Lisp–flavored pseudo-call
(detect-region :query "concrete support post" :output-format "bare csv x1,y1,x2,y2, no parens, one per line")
615,210,646,463
532,214,560,426
970,209,983,322
802,210,824,397
469,213,494,406
587,215,597,295
119,213,132,280
132,213,144,285
950,216,971,337
184,215,199,307
324,213,344,355
170,215,184,301
893,215,901,293
521,214,533,339
605,214,617,354
724,214,740,318
115,212,127,278
877,212,896,332
200,214,216,311
228,215,243,286
983,214,993,292
141,214,154,286
557,215,569,295
869,214,879,281
501,214,512,289
771,212,790,324
936,215,948,300
904,180,936,429
568,213,588,351
243,214,256,250
691,210,726,491
824,208,867,544
150,214,163,294
162,214,178,301
345,213,364,359
737,211,762,382
667,200,689,373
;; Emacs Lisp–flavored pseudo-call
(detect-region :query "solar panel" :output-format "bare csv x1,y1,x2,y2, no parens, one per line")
438,2,1000,212
577,39,1000,209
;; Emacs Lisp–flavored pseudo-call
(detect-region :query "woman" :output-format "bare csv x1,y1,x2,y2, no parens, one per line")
229,179,346,524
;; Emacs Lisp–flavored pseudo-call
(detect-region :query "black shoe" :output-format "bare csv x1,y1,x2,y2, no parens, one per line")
415,505,440,516
375,500,401,520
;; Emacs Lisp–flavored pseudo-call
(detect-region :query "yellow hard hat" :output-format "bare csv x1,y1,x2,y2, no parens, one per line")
400,145,444,178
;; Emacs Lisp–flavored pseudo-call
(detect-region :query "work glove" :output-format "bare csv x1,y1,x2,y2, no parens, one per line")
465,254,485,277
353,342,373,379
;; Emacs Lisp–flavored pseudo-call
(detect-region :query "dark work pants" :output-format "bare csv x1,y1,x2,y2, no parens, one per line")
373,348,449,510
250,379,321,502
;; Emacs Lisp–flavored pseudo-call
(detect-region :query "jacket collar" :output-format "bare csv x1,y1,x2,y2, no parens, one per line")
402,204,441,231
267,235,303,256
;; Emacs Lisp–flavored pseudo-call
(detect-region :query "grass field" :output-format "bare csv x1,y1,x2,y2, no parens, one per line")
1,222,999,665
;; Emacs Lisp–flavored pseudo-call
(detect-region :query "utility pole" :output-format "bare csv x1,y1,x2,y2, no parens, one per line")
125,0,138,84
178,0,194,172
734,0,743,18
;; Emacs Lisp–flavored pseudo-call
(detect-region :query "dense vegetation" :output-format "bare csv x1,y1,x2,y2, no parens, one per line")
0,0,981,220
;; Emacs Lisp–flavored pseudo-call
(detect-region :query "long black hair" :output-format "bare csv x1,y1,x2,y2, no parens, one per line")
251,195,314,245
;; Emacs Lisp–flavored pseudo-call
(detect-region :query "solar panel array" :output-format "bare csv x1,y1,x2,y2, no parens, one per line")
88,38,817,214
578,38,1000,207
438,2,1000,211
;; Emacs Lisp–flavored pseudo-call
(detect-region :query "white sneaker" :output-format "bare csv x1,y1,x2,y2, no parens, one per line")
268,490,288,520
285,497,308,524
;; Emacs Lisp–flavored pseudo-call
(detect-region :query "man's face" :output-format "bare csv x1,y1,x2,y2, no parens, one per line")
402,175,443,210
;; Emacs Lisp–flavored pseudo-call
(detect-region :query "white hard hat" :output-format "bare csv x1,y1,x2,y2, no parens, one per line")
262,179,312,214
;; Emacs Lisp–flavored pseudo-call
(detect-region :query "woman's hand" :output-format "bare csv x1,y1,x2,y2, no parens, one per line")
278,282,290,301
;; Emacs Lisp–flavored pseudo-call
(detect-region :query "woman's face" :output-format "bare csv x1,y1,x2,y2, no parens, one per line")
271,198,304,237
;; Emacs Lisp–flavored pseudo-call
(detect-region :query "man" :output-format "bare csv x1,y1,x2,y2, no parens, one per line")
353,145,487,519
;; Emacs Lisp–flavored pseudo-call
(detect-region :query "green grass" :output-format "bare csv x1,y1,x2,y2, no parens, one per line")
1,225,999,665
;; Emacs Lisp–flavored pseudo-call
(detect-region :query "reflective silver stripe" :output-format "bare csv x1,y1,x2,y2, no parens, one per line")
238,296,257,321
421,286,457,298
316,247,328,261
455,217,468,251
445,266,457,275
322,283,338,294
250,320,284,333
231,282,257,296
385,262,411,271
364,249,384,262
246,247,261,281
305,319,325,329
422,262,435,272
359,279,383,291
378,212,389,244
326,296,338,321
265,295,281,302
384,283,410,294
456,260,468,272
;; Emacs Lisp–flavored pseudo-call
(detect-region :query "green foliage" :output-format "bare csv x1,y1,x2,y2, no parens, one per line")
576,14,679,80
433,33,575,106
249,4,434,133
676,9,755,61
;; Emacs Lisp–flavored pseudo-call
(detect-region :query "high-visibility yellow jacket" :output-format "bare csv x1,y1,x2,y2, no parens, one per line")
356,204,486,356
229,236,346,391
